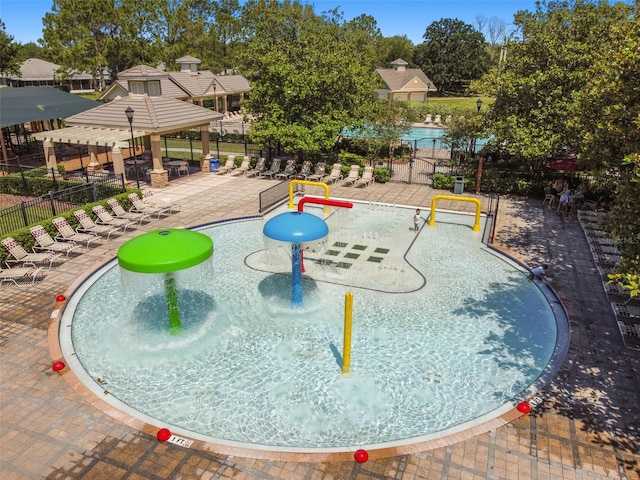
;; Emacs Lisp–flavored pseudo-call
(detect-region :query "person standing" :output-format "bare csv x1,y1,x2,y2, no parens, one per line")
413,208,426,231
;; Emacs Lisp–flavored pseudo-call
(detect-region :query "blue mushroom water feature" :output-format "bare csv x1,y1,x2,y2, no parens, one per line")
263,197,353,307
117,229,214,334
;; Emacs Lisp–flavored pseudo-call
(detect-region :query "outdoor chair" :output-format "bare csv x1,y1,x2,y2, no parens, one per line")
245,157,266,177
128,193,171,219
275,159,297,180
259,158,282,179
52,217,100,248
216,156,237,174
142,191,181,213
30,225,83,258
231,156,252,176
73,210,122,240
92,206,137,232
0,265,45,287
307,162,326,182
1,237,63,269
342,165,361,187
323,163,343,184
354,166,375,188
294,161,313,180
107,198,151,224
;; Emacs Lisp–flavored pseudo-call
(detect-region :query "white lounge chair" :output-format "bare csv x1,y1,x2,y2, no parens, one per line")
216,156,237,174
30,225,83,258
128,193,170,219
231,156,252,176
0,265,45,287
92,205,137,232
294,161,313,180
52,217,100,248
342,165,361,187
142,191,181,213
73,210,122,240
107,198,151,224
1,237,63,268
354,166,375,188
323,163,343,184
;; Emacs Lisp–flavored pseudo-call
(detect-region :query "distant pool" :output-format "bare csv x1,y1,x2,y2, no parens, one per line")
344,125,490,150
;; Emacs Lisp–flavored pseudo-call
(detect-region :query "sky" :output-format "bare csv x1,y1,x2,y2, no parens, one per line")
1,0,542,45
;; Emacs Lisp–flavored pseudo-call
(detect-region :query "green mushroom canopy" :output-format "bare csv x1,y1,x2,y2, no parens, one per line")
117,229,214,273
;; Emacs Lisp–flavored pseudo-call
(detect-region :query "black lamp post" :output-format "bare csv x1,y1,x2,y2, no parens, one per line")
125,106,140,189
476,99,483,112
213,80,217,111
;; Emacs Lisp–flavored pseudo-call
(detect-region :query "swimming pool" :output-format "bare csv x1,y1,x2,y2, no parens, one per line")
57,201,567,454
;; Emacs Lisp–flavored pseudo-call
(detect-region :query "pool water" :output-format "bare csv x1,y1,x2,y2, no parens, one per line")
61,202,560,451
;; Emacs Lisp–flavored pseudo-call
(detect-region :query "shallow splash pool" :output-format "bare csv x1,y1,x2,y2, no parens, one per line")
58,201,567,453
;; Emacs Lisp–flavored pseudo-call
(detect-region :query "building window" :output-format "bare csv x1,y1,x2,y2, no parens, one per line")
147,80,161,96
129,80,162,96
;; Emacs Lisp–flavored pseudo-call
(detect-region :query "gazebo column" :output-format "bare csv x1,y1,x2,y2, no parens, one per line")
149,134,168,187
87,144,103,172
43,139,59,176
200,124,212,172
112,145,125,178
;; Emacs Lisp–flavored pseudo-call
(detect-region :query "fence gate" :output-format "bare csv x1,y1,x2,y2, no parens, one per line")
387,138,453,185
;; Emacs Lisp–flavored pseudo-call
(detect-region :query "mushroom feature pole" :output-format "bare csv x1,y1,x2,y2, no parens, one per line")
117,229,214,334
342,292,353,375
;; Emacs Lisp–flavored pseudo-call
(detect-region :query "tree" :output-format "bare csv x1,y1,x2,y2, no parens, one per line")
379,35,414,68
239,0,379,154
413,18,490,91
482,0,633,161
0,20,20,75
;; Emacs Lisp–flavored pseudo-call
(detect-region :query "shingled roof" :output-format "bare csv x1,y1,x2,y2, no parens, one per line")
375,58,436,92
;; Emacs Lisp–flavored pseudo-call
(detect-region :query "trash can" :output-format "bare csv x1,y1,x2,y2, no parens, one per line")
209,158,220,173
454,176,464,194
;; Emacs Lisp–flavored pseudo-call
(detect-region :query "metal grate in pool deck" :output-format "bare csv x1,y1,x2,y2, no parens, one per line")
308,241,391,269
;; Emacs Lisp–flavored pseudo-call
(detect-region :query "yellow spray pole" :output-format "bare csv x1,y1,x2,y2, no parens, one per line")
342,292,353,375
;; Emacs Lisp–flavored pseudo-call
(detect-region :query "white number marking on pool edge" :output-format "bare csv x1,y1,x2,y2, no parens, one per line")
168,435,193,448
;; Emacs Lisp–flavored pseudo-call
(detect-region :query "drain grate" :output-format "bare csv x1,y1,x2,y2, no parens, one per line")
617,321,640,350
367,256,384,263
352,244,367,251
344,252,360,259
375,247,390,254
612,303,640,319
333,242,347,248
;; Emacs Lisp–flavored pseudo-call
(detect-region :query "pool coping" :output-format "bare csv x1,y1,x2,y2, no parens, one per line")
47,209,571,463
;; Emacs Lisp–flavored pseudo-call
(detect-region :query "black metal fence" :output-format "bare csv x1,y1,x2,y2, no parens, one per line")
0,175,126,235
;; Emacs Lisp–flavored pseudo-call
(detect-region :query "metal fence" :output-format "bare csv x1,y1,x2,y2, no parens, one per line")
259,180,296,213
0,176,126,235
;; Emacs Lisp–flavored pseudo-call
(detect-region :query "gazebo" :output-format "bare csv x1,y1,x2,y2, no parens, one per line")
33,78,223,187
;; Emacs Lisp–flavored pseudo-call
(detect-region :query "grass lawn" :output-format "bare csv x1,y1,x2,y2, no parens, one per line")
426,96,494,109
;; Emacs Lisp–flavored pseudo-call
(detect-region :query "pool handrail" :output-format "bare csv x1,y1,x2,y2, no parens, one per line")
287,180,330,211
428,195,482,232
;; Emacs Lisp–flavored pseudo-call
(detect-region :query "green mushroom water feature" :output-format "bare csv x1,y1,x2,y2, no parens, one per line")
117,229,213,334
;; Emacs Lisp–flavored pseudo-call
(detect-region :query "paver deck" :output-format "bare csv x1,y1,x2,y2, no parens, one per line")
1,173,638,480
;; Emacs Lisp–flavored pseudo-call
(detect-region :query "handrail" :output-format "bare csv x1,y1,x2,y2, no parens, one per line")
287,180,330,210
428,194,482,232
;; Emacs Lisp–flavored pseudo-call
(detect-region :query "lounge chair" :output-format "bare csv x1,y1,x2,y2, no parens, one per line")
127,193,170,219
30,225,83,258
92,205,137,232
1,237,63,269
306,162,326,182
275,159,297,180
354,166,375,188
142,191,181,213
216,155,237,174
73,210,122,239
0,265,45,287
107,198,151,224
259,158,282,179
245,157,266,177
231,156,251,176
342,165,361,187
323,163,343,184
294,160,313,180
52,217,100,248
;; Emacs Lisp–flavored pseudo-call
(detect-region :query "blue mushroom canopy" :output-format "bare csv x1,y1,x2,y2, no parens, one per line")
263,212,329,242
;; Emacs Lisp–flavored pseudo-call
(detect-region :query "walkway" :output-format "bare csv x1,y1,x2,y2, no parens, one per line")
1,172,638,480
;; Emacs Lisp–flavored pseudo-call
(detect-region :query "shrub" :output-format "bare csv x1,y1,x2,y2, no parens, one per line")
373,168,389,183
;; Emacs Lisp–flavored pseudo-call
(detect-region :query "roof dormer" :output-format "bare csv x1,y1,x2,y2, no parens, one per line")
176,55,202,76
390,58,408,72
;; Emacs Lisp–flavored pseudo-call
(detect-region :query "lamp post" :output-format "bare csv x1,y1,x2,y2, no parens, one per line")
212,79,217,111
476,99,483,112
125,106,140,189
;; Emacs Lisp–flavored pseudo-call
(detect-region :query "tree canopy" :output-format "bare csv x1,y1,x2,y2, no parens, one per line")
0,20,20,75
239,0,379,154
413,18,490,91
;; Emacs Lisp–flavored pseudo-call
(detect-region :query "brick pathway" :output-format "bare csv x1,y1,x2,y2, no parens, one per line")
1,173,638,480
